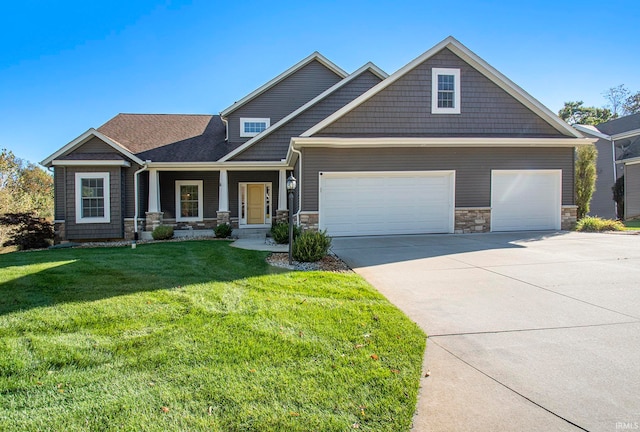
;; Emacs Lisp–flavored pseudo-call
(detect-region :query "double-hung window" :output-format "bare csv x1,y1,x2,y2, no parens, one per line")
75,172,110,223
432,68,461,114
240,118,270,137
175,180,203,222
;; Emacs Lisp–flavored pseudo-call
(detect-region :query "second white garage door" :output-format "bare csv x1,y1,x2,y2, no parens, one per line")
319,171,455,237
491,170,561,232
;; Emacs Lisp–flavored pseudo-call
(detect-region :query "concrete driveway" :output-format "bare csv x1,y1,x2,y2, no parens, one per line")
331,231,640,432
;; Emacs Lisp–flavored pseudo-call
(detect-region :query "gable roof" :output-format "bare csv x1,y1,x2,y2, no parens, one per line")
218,62,388,162
302,36,582,139
41,128,145,167
219,52,348,117
587,113,640,138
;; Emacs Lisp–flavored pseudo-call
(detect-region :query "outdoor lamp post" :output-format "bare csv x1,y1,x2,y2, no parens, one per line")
286,174,297,265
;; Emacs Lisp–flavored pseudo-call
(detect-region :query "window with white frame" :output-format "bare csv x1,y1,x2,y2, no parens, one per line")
240,118,270,137
175,180,204,222
431,68,461,114
75,172,110,224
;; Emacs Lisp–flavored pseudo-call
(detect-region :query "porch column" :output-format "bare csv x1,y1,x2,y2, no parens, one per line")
276,168,289,224
148,168,160,212
145,168,163,230
216,169,230,225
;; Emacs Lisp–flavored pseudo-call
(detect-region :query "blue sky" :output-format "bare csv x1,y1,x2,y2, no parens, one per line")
1,0,639,164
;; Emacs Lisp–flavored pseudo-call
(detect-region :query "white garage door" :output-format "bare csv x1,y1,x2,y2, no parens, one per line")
491,170,561,232
319,171,454,237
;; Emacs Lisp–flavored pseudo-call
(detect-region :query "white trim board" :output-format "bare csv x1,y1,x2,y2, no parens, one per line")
52,160,131,167
301,36,582,139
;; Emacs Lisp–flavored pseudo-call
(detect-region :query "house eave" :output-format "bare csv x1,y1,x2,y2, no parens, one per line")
291,136,595,149
52,160,131,167
612,128,640,140
146,161,292,171
617,156,640,166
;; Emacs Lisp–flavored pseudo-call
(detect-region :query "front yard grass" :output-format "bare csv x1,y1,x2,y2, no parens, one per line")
623,220,640,230
0,241,426,431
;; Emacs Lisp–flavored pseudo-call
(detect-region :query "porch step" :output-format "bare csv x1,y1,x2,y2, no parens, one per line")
233,228,270,240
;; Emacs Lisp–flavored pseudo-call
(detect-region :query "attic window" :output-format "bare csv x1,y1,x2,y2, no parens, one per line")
432,68,461,114
240,118,270,137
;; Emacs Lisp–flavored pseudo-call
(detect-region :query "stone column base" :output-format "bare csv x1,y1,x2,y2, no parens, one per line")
275,210,289,224
145,212,164,231
299,212,319,232
54,221,66,244
454,208,491,233
561,205,578,230
216,211,230,226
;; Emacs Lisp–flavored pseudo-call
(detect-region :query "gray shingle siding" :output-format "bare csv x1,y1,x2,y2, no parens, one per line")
74,137,115,153
65,166,123,240
226,60,344,149
625,164,640,219
302,147,574,211
232,70,383,161
589,138,617,218
315,49,566,138
158,171,220,220
54,167,66,221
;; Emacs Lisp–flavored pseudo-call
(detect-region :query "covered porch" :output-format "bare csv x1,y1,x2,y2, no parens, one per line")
136,166,293,239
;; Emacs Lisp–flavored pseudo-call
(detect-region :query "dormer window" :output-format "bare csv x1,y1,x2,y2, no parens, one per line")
431,68,461,114
240,118,270,137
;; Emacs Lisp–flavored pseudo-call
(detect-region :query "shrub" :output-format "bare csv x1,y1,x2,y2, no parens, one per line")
576,216,624,232
292,230,332,262
270,222,300,244
613,175,624,220
152,225,174,240
214,223,233,238
575,145,598,220
0,212,54,250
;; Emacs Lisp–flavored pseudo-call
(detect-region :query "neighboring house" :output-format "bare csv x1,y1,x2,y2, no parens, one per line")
41,36,593,243
574,113,640,219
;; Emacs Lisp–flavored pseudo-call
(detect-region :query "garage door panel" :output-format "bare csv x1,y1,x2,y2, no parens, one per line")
492,170,561,232
319,171,454,237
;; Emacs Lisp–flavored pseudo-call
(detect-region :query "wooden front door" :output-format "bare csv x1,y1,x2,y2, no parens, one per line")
247,184,265,224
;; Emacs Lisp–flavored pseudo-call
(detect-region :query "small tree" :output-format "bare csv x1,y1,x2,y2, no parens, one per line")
613,176,625,220
575,145,598,220
0,212,54,250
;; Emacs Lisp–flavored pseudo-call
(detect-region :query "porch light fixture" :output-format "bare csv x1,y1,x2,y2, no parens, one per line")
286,174,297,265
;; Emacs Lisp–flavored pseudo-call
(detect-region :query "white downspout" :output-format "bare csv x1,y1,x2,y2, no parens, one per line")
134,163,149,238
611,138,618,218
290,146,303,225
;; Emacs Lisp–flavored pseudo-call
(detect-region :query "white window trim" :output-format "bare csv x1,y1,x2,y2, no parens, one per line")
75,172,110,224
432,68,461,114
240,118,270,138
238,182,273,227
175,180,204,222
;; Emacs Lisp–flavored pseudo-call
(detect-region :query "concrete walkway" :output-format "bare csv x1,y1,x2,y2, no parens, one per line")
230,238,287,252
332,232,640,432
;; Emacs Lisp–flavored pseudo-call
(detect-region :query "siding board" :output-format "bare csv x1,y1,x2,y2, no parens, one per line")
302,147,574,211
625,164,640,219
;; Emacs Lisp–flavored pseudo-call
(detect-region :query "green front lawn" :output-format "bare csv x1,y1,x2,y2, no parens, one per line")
0,241,425,431
624,220,640,230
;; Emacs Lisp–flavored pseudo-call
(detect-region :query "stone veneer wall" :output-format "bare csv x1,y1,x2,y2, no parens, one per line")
454,208,491,233
561,205,578,230
124,219,144,241
54,221,66,244
275,210,289,224
299,212,319,232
